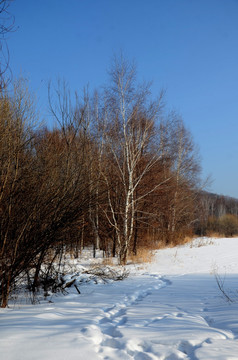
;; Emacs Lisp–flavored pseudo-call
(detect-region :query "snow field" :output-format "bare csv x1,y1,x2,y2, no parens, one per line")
1,237,238,359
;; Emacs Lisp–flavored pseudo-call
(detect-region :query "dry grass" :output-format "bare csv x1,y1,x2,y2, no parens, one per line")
173,235,195,246
182,235,195,244
206,231,224,238
156,234,195,250
101,257,115,266
207,231,238,239
128,247,155,264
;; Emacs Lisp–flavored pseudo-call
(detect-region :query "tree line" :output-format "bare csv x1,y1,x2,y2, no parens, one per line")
196,191,238,237
0,57,202,306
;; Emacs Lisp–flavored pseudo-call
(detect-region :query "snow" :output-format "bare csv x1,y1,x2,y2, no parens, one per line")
1,237,238,360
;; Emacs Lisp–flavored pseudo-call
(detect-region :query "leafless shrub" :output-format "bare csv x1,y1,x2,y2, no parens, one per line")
23,263,129,304
214,273,235,303
83,266,129,282
0,0,15,86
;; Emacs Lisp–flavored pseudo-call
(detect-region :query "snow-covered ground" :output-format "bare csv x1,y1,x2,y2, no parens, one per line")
1,237,238,360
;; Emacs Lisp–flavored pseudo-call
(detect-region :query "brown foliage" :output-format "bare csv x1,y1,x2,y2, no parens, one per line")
0,59,203,305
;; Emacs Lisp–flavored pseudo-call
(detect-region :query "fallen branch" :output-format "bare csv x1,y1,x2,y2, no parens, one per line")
82,266,129,282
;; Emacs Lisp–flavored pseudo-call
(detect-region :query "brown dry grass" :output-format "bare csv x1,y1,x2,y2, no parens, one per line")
101,257,115,266
156,234,195,250
128,247,155,264
206,231,226,238
179,235,195,245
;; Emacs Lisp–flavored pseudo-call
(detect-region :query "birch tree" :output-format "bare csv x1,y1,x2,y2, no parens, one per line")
101,56,168,264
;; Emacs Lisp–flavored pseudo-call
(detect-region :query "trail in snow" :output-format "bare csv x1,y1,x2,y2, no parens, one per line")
81,274,167,359
79,272,238,360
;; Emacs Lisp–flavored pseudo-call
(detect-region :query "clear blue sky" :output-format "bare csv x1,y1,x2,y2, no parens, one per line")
6,0,238,198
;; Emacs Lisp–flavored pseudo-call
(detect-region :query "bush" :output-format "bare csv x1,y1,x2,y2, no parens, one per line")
206,215,238,237
219,214,238,237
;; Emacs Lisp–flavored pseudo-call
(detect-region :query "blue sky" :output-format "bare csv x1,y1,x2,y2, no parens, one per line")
6,0,238,198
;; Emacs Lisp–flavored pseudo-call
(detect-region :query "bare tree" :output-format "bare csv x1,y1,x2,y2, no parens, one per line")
163,114,201,243
0,0,15,87
0,79,93,307
0,80,37,307
100,56,169,264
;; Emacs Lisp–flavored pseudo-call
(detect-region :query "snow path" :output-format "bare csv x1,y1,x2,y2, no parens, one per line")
77,272,238,360
80,274,167,359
